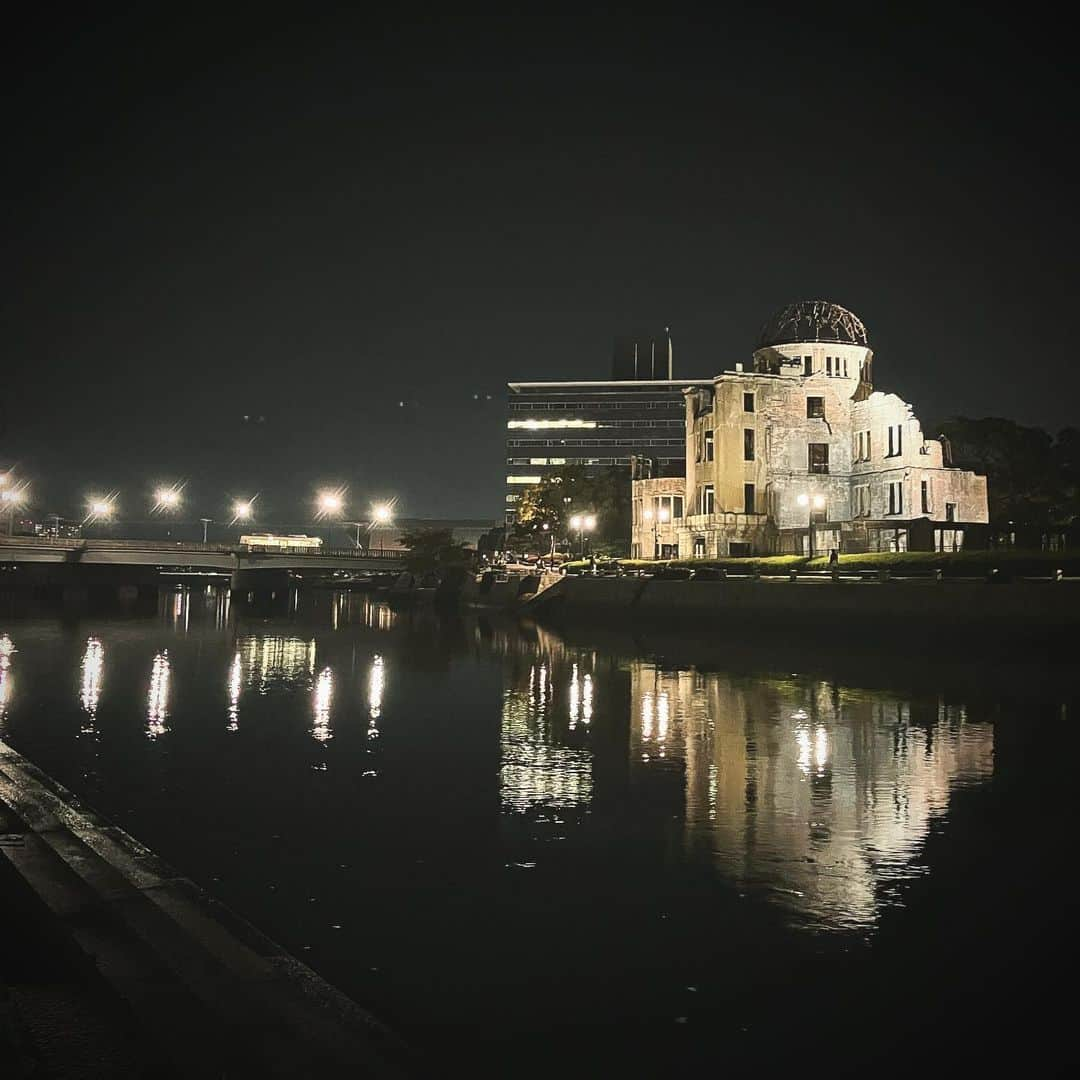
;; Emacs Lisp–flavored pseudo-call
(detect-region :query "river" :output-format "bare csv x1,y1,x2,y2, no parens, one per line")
0,585,1071,1073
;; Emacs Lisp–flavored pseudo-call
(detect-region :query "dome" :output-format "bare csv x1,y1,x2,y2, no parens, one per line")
756,301,869,349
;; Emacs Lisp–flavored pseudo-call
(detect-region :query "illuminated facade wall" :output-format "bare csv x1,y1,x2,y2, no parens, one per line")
630,318,989,556
505,380,712,524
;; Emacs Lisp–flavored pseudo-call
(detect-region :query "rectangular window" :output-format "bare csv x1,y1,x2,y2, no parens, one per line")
807,397,825,419
743,392,755,413
888,481,903,515
803,355,812,376
855,485,871,517
808,443,829,474
744,483,755,515
921,480,929,514
843,357,849,377
704,429,715,462
887,423,903,457
946,502,956,522
744,428,755,461
702,485,715,515
826,356,833,376
854,430,871,462
673,496,684,520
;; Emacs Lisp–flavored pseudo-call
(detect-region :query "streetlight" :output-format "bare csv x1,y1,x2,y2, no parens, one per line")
85,495,116,525
316,488,346,520
371,502,394,553
199,518,213,543
231,498,255,525
2,484,28,536
797,493,826,556
153,484,183,513
569,513,596,558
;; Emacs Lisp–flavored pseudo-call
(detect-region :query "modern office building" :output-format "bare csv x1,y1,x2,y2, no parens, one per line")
631,300,989,557
506,332,711,523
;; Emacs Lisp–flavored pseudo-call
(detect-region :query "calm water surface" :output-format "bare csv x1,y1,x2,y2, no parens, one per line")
0,587,1072,1073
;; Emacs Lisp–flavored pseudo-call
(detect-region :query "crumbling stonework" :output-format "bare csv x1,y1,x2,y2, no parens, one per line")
630,302,988,558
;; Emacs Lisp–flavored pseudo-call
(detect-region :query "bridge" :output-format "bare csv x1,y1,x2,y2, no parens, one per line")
0,537,409,615
0,536,408,572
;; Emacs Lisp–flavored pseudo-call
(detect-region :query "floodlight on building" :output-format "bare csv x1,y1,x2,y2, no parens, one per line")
812,495,826,511
796,493,810,507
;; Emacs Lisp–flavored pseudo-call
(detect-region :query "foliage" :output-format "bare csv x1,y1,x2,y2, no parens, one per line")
398,527,470,574
932,417,1079,531
511,465,630,553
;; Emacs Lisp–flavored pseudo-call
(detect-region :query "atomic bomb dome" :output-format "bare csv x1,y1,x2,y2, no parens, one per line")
757,301,869,349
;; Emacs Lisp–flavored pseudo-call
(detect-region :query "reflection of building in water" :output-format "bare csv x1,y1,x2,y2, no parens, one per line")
236,635,317,693
79,637,104,735
0,634,14,725
146,651,170,739
629,663,994,929
500,655,597,812
312,666,334,742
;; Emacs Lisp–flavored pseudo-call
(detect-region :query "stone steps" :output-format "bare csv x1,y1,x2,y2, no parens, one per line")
0,740,412,1078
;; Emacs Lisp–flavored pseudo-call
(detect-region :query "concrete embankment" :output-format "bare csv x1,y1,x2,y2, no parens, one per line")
526,574,1080,634
0,739,411,1077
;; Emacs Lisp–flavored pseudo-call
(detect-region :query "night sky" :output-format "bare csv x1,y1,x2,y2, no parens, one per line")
4,11,1075,522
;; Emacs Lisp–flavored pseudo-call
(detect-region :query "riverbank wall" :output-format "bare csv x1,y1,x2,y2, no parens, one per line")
0,738,410,1077
525,574,1080,636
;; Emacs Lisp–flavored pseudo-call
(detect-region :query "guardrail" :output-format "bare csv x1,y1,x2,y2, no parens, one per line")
1,537,407,559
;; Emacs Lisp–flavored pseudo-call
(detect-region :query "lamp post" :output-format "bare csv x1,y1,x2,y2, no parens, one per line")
2,486,27,536
569,513,596,558
85,495,116,527
231,498,255,526
371,503,393,553
797,493,826,557
200,518,212,543
153,485,183,514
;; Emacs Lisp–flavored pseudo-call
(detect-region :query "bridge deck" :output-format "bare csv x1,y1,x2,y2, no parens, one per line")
0,537,407,572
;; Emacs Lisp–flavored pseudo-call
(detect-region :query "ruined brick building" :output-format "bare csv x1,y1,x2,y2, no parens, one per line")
631,301,988,558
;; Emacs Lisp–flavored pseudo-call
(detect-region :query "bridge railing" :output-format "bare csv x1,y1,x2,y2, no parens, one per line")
1,536,409,560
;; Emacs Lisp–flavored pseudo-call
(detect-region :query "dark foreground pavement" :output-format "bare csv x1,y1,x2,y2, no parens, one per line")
0,739,412,1078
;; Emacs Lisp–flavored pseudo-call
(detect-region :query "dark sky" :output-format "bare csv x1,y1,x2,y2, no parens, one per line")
4,10,1075,522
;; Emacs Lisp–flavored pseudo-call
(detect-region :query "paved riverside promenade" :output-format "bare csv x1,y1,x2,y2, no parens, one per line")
0,739,411,1078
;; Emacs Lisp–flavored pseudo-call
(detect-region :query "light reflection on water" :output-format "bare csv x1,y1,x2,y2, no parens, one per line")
0,633,14,726
3,583,1059,1065
80,637,104,735
629,665,994,930
146,651,170,739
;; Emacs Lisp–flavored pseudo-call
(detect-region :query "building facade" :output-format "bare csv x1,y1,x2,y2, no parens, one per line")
631,301,989,558
506,378,712,524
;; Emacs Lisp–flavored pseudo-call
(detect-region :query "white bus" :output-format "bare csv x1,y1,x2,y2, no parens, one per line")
239,533,323,551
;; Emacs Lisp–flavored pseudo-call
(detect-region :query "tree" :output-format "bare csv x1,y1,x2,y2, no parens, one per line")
511,466,630,554
398,527,470,574
931,417,1076,531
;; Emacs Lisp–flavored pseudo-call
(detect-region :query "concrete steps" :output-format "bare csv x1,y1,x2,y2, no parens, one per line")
0,741,412,1078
